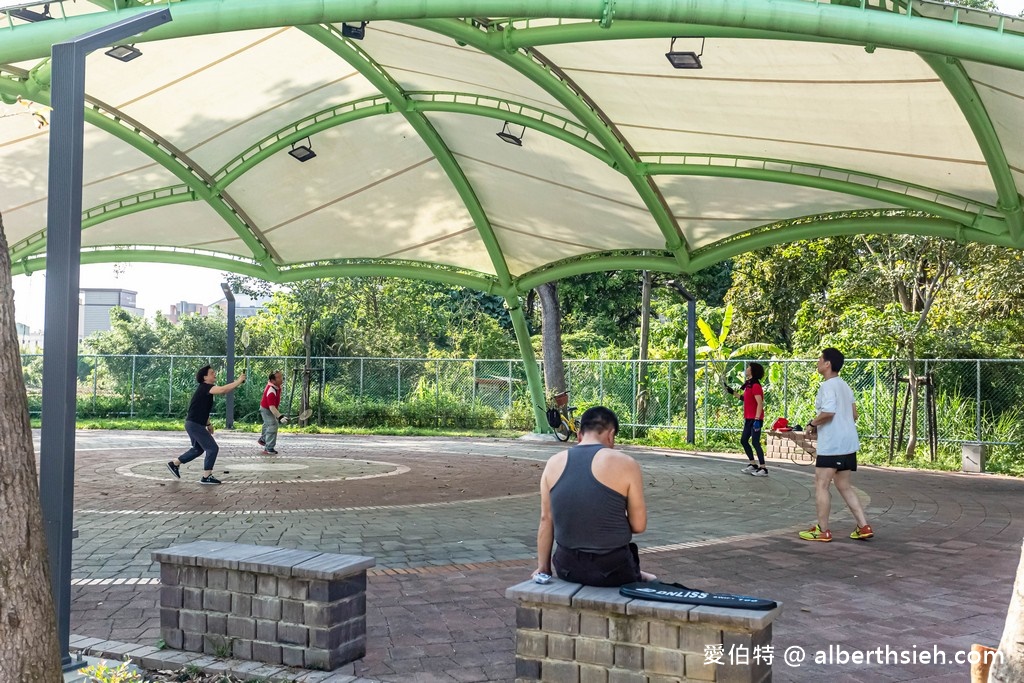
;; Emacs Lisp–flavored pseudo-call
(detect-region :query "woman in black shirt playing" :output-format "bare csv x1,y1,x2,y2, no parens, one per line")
167,365,246,484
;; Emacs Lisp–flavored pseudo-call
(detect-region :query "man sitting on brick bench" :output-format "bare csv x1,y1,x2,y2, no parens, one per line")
534,406,657,587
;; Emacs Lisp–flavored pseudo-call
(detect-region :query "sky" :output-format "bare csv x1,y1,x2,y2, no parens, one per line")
10,0,1024,330
13,264,232,331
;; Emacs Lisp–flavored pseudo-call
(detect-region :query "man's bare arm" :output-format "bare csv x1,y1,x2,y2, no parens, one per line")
536,468,554,575
624,458,647,534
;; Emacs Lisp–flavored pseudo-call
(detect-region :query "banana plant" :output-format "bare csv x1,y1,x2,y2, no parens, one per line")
696,304,783,390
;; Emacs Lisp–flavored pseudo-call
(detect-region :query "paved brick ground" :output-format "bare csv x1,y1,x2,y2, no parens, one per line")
60,431,1024,682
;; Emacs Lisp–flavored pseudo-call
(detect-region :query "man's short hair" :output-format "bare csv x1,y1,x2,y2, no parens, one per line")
821,347,845,373
195,365,212,383
579,406,619,436
269,370,282,381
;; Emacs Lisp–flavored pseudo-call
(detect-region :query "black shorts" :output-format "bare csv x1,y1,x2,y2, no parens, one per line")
553,542,642,587
816,452,857,471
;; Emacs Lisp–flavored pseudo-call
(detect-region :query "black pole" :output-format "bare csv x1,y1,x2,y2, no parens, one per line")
221,283,236,428
687,296,696,444
39,9,172,669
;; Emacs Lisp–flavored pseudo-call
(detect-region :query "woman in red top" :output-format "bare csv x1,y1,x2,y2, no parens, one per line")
726,363,767,476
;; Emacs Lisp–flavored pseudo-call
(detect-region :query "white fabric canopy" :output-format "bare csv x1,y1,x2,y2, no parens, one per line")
1,0,1023,285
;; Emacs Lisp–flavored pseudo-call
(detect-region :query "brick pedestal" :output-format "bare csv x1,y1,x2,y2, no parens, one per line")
154,541,374,671
508,580,781,683
765,431,816,464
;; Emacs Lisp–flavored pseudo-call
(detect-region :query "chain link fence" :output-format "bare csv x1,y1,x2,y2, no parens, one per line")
20,354,1024,450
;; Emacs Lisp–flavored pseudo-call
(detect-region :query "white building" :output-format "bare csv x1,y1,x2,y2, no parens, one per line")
79,288,144,339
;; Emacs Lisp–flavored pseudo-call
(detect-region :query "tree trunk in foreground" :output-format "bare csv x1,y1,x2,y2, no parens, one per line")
537,283,565,397
0,211,62,680
990,538,1024,682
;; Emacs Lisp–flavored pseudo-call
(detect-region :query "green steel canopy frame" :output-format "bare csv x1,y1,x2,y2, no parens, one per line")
2,0,1024,430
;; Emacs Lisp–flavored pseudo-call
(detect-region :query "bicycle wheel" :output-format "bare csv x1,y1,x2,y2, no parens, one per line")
554,417,572,441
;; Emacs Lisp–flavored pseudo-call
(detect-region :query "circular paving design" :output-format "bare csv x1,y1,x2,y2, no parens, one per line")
116,456,407,484
73,434,547,513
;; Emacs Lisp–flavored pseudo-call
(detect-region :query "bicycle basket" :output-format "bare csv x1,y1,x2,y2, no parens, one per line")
546,408,561,429
553,391,569,408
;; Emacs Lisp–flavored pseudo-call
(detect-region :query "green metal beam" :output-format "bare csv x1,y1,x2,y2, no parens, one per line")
301,23,516,290
3,1,1024,72
919,54,1024,244
0,73,274,266
12,249,268,278
9,185,195,262
276,261,497,292
687,215,1017,272
214,92,611,191
643,159,1005,236
496,20,859,48
413,18,691,271
517,254,683,292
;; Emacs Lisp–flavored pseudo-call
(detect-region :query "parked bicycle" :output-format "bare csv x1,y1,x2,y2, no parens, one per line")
547,391,579,442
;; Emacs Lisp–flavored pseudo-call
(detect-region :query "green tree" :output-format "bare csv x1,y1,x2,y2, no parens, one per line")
154,310,227,356
228,275,344,424
695,303,784,388
0,210,62,680
727,238,857,350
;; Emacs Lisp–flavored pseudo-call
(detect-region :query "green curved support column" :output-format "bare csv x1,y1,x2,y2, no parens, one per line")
687,214,1016,271
504,292,548,433
0,74,274,266
301,24,517,293
410,18,692,271
919,54,1024,244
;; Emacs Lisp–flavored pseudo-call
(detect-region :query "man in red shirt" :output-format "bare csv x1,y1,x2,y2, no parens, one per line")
259,370,288,455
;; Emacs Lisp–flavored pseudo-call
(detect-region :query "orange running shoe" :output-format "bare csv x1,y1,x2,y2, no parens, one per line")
850,524,874,540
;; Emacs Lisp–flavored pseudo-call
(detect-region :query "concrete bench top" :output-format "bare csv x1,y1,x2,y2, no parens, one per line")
152,541,375,580
507,578,782,631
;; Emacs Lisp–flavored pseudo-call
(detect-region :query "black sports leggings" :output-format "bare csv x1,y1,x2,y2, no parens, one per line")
741,418,765,465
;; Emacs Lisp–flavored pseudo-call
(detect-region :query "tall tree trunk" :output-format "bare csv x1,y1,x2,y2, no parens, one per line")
636,271,652,424
905,350,919,459
537,283,565,396
990,539,1024,682
0,212,63,680
301,328,311,427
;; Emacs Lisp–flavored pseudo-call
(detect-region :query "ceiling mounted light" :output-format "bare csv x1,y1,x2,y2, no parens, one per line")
496,121,525,147
665,37,704,69
288,137,316,162
105,44,142,62
342,21,367,40
1,1,53,22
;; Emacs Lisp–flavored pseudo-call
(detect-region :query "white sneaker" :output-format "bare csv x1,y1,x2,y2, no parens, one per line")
741,463,757,473
752,467,769,477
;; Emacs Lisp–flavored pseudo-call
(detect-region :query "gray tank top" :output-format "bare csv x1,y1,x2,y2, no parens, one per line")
550,444,632,552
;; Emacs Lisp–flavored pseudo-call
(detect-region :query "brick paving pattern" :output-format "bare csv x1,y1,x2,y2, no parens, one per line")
58,431,1024,682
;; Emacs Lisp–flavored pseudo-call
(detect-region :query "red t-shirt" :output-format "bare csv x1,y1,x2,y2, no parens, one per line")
742,382,763,420
260,382,281,410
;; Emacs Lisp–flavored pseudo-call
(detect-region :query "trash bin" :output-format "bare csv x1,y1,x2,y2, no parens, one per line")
962,442,987,473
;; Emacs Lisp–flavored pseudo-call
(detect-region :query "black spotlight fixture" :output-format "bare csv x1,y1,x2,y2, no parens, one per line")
665,37,705,69
496,121,525,147
8,1,52,22
105,44,143,62
288,137,317,162
342,21,368,40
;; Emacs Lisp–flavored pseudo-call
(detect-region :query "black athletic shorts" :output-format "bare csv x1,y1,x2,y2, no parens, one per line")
816,452,857,471
553,542,642,587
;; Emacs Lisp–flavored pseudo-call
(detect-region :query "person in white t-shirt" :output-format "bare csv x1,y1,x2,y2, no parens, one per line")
798,348,874,543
